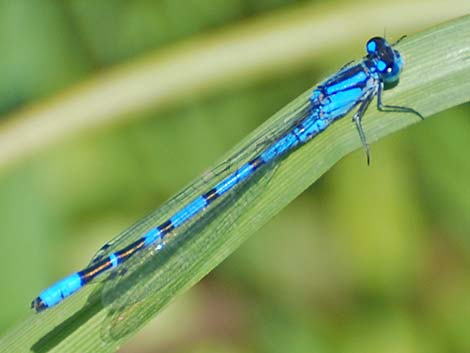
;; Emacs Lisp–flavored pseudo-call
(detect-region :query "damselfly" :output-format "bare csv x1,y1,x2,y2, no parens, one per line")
32,36,423,312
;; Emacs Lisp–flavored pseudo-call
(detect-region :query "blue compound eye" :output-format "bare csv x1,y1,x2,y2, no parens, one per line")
384,52,403,82
366,37,386,54
379,49,403,83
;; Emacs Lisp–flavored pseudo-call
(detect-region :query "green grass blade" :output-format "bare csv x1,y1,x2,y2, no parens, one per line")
0,15,469,353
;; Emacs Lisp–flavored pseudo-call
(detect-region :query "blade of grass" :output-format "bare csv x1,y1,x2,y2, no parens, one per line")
1,15,469,353
0,0,467,171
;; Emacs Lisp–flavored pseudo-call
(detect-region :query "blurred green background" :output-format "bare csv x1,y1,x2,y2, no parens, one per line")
0,0,468,352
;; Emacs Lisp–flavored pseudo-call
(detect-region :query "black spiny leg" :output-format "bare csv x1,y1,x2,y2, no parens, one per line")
377,81,424,120
352,94,374,165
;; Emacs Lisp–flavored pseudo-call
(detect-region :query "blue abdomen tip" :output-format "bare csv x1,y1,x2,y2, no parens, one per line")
32,273,83,312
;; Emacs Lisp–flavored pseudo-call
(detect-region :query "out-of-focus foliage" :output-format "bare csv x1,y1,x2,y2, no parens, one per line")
0,0,468,352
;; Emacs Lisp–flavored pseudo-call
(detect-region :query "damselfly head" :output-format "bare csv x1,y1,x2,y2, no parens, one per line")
366,37,404,83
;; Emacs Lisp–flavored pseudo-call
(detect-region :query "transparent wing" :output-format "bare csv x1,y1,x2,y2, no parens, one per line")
97,99,312,341
88,98,311,267
100,127,279,299
101,152,280,341
87,160,233,267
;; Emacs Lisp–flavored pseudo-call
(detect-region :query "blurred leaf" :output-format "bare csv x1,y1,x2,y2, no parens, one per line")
412,106,470,238
0,0,88,113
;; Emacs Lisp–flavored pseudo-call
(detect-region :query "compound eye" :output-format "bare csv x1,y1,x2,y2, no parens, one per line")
382,53,403,83
366,37,386,54
385,60,402,82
